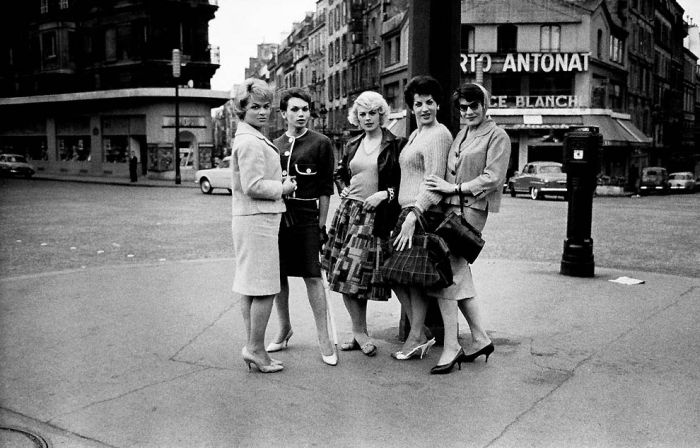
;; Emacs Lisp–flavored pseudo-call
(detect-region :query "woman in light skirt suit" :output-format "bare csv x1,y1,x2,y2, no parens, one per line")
425,82,511,374
230,78,297,373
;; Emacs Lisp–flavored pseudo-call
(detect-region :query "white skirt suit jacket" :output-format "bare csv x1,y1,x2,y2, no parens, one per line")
230,121,286,296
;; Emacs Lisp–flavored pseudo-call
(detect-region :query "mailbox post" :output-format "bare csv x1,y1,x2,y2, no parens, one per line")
560,126,601,277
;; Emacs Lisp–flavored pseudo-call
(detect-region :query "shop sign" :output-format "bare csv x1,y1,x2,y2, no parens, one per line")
490,95,580,108
461,52,590,73
162,116,207,128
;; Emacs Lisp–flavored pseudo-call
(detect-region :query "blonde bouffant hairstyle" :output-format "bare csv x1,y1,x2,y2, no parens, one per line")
231,78,274,120
347,91,390,127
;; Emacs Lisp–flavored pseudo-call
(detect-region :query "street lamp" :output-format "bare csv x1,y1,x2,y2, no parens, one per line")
172,49,181,185
319,105,328,136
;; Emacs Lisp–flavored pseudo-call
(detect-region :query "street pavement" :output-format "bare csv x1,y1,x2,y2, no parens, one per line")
1,177,699,447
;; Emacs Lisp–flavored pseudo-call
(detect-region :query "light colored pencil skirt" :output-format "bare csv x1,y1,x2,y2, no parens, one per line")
231,213,282,296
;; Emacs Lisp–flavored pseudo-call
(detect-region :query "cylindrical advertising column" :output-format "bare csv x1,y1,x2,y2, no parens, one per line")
560,126,601,277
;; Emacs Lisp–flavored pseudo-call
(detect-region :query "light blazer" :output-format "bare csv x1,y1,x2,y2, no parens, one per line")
444,117,511,213
230,121,286,216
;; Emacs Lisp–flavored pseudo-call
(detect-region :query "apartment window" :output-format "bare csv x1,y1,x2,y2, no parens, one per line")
329,9,334,34
40,0,48,13
460,25,474,52
384,36,400,67
608,81,623,110
328,75,334,101
105,28,117,61
341,34,347,60
497,24,517,53
597,29,603,58
328,42,334,66
341,69,347,97
610,35,623,64
41,31,57,59
540,25,560,52
59,0,69,9
384,81,400,110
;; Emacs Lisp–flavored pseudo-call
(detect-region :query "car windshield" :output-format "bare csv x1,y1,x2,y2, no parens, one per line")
10,156,27,163
538,165,562,174
669,174,691,180
644,170,658,176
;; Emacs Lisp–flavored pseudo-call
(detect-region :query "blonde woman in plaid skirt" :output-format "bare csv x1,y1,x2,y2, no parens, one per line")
321,91,404,357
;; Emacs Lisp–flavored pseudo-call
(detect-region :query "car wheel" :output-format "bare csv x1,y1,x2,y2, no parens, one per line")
509,184,516,197
530,187,541,200
200,178,213,194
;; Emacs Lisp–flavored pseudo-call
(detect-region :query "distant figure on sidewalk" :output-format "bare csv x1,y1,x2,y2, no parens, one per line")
425,82,511,373
268,88,337,366
321,91,404,358
230,78,297,374
129,151,138,182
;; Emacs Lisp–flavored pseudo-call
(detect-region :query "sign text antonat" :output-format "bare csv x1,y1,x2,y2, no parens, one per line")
461,52,590,73
490,95,580,108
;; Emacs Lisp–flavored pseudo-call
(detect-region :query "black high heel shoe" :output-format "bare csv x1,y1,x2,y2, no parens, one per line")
430,348,465,374
461,343,494,363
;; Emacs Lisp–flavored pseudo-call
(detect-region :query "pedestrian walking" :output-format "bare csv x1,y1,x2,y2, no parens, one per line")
390,75,453,361
230,78,297,373
268,88,338,366
425,82,511,373
321,91,404,357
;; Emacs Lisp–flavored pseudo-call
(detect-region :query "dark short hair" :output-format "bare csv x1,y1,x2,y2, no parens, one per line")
452,83,487,108
404,75,443,108
279,88,312,111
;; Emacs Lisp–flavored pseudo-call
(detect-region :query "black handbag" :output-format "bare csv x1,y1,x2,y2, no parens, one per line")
434,195,485,264
378,208,453,289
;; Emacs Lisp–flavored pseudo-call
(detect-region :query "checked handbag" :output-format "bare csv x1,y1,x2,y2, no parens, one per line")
378,208,453,289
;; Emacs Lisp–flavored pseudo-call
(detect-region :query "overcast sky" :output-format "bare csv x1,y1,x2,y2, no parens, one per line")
209,0,700,93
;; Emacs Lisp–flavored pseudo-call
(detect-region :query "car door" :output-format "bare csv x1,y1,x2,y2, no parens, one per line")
211,158,231,189
515,164,532,192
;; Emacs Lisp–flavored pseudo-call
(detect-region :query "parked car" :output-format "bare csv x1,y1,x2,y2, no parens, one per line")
639,166,669,195
194,156,231,194
667,171,696,193
508,161,567,200
0,154,35,178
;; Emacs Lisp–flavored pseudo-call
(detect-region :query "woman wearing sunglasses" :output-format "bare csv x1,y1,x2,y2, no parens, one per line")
425,82,511,374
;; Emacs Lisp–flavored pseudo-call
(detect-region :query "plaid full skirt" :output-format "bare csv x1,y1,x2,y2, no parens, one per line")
321,198,391,301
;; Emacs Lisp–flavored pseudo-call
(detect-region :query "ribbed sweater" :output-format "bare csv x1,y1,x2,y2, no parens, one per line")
398,122,453,211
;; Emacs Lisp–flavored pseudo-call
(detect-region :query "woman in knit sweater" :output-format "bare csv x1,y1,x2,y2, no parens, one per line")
391,75,454,361
425,83,511,374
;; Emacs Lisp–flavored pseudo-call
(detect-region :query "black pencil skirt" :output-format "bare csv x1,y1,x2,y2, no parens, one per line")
279,199,322,278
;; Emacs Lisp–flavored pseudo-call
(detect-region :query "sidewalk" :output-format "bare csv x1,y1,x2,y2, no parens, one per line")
32,173,199,188
1,257,698,447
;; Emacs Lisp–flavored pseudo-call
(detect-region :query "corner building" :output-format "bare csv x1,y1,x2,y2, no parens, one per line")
0,0,228,181
461,0,652,182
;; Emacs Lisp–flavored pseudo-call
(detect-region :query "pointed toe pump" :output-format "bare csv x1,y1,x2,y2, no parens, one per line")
462,343,494,363
242,347,284,373
430,348,465,375
266,328,294,353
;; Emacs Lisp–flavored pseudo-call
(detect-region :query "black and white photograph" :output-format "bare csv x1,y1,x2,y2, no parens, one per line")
1,0,699,446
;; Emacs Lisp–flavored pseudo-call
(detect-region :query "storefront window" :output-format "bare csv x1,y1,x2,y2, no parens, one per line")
103,136,129,163
57,136,91,161
0,136,48,161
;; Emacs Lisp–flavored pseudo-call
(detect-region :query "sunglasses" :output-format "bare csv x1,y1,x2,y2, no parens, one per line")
457,102,481,112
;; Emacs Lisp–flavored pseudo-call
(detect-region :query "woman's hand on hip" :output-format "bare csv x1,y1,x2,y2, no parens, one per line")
363,191,386,211
393,213,416,251
425,174,454,194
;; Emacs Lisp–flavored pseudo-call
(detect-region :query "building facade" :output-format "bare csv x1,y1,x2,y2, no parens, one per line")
0,0,228,180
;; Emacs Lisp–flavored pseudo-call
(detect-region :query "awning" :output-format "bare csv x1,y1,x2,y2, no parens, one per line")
582,115,652,147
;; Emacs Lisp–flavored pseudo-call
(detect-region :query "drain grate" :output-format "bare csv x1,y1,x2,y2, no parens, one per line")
0,426,50,448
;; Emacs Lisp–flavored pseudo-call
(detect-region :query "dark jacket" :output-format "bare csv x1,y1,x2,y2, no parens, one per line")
334,127,405,238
